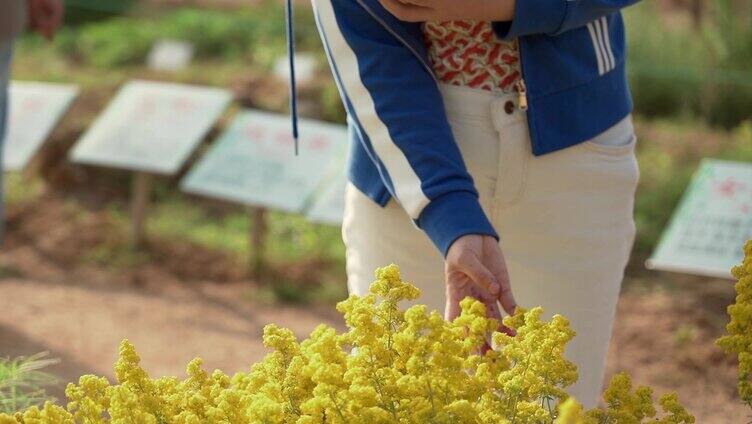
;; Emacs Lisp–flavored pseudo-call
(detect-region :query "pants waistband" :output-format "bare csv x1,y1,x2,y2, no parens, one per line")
437,82,634,147
438,83,524,133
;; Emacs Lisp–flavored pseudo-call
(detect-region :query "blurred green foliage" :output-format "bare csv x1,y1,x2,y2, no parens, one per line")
64,0,136,26
52,4,320,69
626,1,752,128
45,1,752,127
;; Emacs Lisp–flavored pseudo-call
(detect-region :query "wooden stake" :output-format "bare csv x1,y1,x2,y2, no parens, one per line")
250,207,268,279
131,172,153,248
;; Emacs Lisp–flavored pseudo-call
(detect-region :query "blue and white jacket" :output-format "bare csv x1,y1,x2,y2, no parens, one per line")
310,0,640,256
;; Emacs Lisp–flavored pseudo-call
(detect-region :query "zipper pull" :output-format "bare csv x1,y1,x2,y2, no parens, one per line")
516,79,528,111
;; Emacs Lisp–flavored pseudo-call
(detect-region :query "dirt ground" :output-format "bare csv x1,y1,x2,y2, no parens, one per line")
0,193,749,422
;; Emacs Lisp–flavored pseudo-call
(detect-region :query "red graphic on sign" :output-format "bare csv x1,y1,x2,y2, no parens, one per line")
712,176,751,215
714,177,746,198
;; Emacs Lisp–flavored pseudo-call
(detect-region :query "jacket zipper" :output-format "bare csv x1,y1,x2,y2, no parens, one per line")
516,79,528,111
515,39,528,111
515,38,538,154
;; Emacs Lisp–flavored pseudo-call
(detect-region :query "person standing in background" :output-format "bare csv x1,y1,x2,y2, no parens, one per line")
0,0,64,240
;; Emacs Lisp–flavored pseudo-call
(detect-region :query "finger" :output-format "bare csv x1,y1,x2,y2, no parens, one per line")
484,299,514,335
500,324,516,337
28,1,41,28
400,0,436,7
491,301,516,337
39,21,54,40
41,0,55,12
379,0,434,21
30,7,54,38
485,299,517,346
477,300,500,353
49,3,64,31
460,253,500,300
485,298,502,321
484,244,517,315
444,295,461,322
496,270,516,316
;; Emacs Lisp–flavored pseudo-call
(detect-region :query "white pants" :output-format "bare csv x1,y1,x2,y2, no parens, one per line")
343,83,639,408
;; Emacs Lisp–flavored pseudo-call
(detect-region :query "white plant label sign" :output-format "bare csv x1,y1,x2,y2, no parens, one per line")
4,81,78,171
648,159,752,278
273,53,318,85
305,174,347,225
305,139,348,226
147,39,194,71
181,110,347,213
70,80,231,175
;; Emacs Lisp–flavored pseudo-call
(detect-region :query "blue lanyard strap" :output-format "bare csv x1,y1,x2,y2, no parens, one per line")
285,0,299,155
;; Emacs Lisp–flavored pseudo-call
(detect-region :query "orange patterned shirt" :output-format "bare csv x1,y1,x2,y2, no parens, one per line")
423,20,521,93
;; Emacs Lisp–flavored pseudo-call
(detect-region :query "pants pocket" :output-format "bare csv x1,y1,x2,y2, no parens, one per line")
580,133,637,157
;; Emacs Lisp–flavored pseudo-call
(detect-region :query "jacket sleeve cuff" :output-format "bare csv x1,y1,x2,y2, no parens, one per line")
417,191,499,257
492,0,568,39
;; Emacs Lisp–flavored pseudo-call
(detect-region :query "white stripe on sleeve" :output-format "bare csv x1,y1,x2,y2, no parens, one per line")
313,0,430,218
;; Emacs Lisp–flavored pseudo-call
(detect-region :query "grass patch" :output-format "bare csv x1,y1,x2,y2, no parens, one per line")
144,193,345,266
0,353,58,414
101,191,347,303
4,174,46,207
80,241,153,270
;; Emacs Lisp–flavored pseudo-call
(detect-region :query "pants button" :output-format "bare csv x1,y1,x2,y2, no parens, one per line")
504,100,515,115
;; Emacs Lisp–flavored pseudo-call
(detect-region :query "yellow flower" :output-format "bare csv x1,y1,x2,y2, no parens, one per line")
555,398,591,424
717,240,752,408
3,264,696,423
585,373,693,424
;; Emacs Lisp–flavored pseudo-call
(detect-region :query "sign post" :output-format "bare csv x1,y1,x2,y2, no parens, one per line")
647,159,752,278
130,172,153,247
250,206,268,278
70,80,231,247
181,109,347,275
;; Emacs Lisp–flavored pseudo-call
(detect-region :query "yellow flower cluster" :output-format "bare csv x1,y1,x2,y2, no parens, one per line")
556,373,694,423
0,265,693,423
716,240,752,408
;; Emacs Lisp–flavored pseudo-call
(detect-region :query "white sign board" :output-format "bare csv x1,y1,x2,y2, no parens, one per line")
306,175,347,225
4,81,78,171
181,110,347,213
273,53,318,86
147,39,194,71
647,159,752,278
70,80,231,175
305,140,348,225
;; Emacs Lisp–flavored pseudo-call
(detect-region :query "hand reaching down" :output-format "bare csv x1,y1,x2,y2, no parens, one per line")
445,234,517,339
